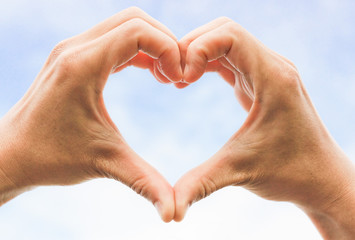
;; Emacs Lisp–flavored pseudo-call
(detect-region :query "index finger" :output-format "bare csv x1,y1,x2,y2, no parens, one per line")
82,18,183,90
183,21,262,84
79,7,177,43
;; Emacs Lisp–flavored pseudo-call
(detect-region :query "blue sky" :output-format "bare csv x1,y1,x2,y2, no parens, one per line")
0,0,354,239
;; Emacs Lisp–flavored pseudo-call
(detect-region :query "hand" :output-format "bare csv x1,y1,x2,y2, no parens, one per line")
0,7,182,222
174,18,355,238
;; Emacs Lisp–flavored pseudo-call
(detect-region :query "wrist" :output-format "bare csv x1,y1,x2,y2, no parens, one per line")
0,119,33,205
303,182,355,239
0,155,24,206
299,152,355,239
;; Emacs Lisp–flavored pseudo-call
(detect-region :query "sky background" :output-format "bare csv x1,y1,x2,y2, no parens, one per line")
0,0,354,239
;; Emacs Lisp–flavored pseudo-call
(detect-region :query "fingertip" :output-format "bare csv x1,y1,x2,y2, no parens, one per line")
102,147,176,222
156,190,176,222
168,65,184,83
177,65,184,82
173,202,189,222
174,82,189,89
183,63,204,84
173,156,227,222
183,64,191,82
155,201,174,223
153,61,172,84
156,59,182,83
152,179,175,222
173,181,192,222
157,41,183,83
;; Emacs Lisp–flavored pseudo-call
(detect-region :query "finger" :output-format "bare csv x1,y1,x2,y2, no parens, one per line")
98,145,175,222
174,150,234,221
183,21,261,85
172,59,235,89
179,18,255,108
205,59,236,86
204,59,253,111
179,17,233,72
181,17,232,43
112,52,175,85
79,18,182,90
153,60,174,84
174,82,189,89
78,7,177,45
112,52,173,85
111,51,154,73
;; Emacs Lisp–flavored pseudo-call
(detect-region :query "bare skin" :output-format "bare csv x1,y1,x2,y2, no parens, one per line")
0,7,182,222
174,17,355,239
0,7,354,239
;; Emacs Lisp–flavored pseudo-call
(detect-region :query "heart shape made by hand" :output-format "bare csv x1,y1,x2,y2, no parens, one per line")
4,7,337,228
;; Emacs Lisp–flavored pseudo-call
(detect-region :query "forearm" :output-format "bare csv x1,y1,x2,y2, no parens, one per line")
0,165,24,206
0,181,28,206
305,188,355,239
0,128,31,206
301,154,355,240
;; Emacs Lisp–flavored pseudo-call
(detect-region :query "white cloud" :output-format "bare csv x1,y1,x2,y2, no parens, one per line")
0,0,354,239
1,184,321,240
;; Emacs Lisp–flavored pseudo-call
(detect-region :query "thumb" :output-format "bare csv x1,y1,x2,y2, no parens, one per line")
97,144,175,222
173,150,233,221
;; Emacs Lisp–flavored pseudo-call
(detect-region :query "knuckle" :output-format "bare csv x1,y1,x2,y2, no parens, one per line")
283,70,302,92
265,60,303,101
124,17,148,33
56,50,73,69
179,37,196,55
189,41,208,56
286,59,298,71
216,16,233,24
198,176,218,200
187,44,207,64
128,17,147,27
54,48,81,76
179,39,190,52
277,62,300,84
49,40,70,62
223,21,243,35
120,18,150,40
130,177,151,199
123,6,145,17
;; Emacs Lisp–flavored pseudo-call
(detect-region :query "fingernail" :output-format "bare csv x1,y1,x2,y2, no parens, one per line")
154,202,163,219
